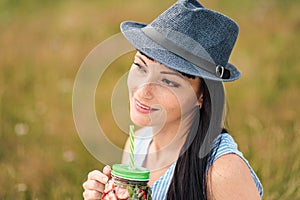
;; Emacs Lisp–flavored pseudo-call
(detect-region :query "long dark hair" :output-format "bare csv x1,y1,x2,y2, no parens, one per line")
166,77,223,199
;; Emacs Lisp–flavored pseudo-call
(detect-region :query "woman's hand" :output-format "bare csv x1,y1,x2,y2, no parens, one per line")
82,165,111,200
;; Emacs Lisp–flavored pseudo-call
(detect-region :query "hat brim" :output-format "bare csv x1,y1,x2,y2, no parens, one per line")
121,21,241,82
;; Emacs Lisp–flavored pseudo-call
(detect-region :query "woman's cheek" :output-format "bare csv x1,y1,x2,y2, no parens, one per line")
127,69,133,89
173,88,198,115
127,69,144,93
127,70,137,96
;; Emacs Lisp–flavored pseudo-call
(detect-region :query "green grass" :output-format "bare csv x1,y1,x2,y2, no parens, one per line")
0,0,299,199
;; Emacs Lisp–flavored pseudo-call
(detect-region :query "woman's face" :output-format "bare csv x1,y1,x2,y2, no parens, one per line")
127,51,203,127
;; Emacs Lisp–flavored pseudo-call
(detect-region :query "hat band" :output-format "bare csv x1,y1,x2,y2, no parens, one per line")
141,26,230,79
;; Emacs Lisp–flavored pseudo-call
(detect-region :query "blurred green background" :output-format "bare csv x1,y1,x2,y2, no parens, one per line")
0,0,299,199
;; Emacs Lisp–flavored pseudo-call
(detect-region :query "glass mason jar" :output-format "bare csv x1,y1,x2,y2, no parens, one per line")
102,164,152,200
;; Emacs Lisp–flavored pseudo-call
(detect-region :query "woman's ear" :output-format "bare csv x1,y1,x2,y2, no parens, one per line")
197,92,203,108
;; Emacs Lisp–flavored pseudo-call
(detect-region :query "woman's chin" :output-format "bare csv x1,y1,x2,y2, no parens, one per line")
130,108,168,128
130,115,151,127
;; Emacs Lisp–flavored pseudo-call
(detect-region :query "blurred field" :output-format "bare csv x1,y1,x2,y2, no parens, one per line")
0,0,299,199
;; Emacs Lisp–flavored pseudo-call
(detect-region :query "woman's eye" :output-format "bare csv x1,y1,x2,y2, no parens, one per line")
134,62,147,73
162,79,180,87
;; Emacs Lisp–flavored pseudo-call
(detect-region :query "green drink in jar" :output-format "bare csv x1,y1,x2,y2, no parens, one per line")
102,164,152,200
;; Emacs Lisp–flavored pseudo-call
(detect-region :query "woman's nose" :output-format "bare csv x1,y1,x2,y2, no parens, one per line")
137,83,155,100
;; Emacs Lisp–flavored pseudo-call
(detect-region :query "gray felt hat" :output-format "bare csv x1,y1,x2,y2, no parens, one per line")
120,0,241,82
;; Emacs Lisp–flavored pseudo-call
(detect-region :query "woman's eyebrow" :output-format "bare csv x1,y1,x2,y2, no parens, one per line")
135,55,148,66
160,71,184,79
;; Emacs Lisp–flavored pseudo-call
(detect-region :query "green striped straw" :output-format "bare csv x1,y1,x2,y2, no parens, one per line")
129,125,135,169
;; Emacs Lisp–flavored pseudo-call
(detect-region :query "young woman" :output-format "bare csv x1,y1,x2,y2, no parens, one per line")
83,0,263,199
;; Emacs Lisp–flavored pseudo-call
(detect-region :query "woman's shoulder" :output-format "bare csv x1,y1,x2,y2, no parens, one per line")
207,132,264,198
207,153,262,199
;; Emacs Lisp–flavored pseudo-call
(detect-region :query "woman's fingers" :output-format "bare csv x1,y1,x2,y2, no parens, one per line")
82,179,105,191
82,179,105,199
83,188,102,199
83,166,111,200
103,165,112,178
87,170,109,184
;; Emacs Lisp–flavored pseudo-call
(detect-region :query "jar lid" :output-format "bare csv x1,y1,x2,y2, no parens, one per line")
111,164,150,181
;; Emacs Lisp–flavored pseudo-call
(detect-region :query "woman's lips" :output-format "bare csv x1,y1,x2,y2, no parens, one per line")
134,99,159,114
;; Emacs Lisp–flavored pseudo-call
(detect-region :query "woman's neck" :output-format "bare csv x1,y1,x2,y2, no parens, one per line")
151,121,187,152
145,109,197,170
151,107,196,150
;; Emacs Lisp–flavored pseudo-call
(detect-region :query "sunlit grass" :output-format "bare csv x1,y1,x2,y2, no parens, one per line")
0,0,299,199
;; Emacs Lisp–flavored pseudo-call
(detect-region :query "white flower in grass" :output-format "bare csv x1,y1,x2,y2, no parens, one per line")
14,123,29,136
17,183,27,192
63,150,75,162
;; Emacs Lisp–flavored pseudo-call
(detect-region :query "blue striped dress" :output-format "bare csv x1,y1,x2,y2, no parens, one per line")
130,127,263,199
